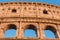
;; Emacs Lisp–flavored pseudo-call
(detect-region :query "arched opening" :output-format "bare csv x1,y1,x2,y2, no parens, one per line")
12,9,17,13
44,26,57,38
4,24,17,38
43,9,48,14
24,24,37,37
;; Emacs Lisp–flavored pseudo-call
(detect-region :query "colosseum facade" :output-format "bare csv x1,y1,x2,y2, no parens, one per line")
0,2,60,40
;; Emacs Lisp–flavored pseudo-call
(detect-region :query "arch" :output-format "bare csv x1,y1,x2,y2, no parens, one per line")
12,9,17,13
43,9,48,14
4,24,17,38
44,25,58,38
24,24,37,37
7,24,17,30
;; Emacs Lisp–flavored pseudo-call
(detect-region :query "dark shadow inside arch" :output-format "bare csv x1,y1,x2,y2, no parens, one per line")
44,26,58,38
24,24,37,37
8,24,17,30
4,24,17,38
12,9,17,13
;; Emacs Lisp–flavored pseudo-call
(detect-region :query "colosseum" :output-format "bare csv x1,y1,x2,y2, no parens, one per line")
0,2,60,40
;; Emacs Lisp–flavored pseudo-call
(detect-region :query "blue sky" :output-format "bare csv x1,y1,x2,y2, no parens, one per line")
4,29,55,38
0,0,60,6
0,0,59,38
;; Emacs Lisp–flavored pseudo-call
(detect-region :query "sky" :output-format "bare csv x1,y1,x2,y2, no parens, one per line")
0,0,60,6
4,29,55,38
0,0,59,38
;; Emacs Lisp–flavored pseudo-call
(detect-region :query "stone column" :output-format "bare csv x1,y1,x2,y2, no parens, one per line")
40,27,45,39
39,23,45,39
37,23,41,39
20,28,24,38
16,27,19,38
37,27,40,38
56,25,60,38
0,28,4,38
18,22,24,39
56,30,60,38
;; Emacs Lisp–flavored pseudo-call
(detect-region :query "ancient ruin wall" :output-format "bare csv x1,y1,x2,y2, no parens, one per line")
0,2,60,40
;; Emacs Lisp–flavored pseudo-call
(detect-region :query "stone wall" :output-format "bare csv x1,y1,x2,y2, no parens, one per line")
0,2,60,40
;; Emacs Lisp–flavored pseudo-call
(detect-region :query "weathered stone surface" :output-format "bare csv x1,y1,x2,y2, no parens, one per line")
0,2,60,40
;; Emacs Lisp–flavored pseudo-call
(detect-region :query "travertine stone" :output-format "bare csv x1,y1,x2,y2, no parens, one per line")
0,2,60,40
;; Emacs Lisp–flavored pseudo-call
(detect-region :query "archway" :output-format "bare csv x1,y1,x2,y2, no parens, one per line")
44,26,58,38
4,24,17,38
24,24,37,37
